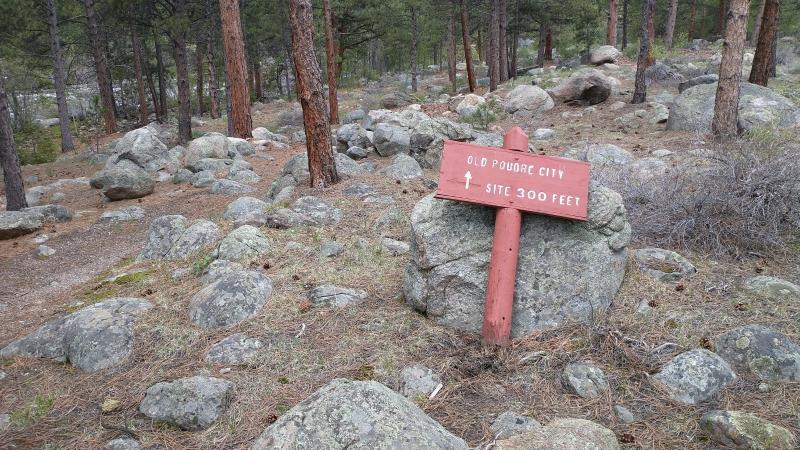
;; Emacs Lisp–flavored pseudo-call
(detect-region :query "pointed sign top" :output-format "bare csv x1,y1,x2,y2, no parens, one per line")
503,127,528,152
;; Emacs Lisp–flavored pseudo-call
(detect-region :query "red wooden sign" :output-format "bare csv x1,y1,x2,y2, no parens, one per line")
434,128,591,347
436,140,591,221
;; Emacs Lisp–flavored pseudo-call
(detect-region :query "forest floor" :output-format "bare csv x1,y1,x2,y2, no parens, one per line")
1,47,800,449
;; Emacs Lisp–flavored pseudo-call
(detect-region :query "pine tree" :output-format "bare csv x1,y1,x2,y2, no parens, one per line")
0,77,27,211
42,0,75,152
712,0,751,138
219,0,253,138
749,0,779,86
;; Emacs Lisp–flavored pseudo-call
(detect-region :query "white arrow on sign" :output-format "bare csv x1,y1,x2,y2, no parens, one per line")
464,171,472,190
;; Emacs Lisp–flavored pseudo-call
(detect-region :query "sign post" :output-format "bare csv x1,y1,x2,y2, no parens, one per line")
435,127,590,346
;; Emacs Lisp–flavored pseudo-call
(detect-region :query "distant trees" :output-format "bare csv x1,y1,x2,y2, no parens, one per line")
0,78,27,211
322,0,339,124
607,0,618,46
633,0,654,103
712,0,751,138
460,0,476,92
41,0,75,152
83,0,117,134
288,0,339,187
219,0,252,138
749,0,780,86
664,0,679,49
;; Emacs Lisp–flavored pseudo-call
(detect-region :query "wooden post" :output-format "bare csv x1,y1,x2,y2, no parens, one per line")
481,127,528,346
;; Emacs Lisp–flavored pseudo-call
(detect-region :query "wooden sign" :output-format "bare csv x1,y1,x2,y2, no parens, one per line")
436,140,591,221
434,128,591,347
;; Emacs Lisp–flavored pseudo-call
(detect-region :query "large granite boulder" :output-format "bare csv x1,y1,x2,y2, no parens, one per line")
590,45,621,65
138,215,220,260
0,298,152,372
139,376,234,430
701,410,796,449
715,324,800,381
215,225,270,261
106,125,170,172
653,349,736,404
549,69,613,105
667,82,800,132
374,123,411,157
504,85,554,118
404,184,630,337
188,269,273,328
183,132,230,166
0,210,43,240
495,418,619,450
249,378,467,449
90,159,155,200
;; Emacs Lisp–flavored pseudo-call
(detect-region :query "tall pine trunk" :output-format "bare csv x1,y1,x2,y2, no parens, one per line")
288,0,339,187
322,0,338,124
750,0,766,46
83,0,116,134
633,0,654,103
254,60,263,100
0,79,27,211
460,0,476,92
544,27,552,60
607,0,618,46
172,0,192,144
219,0,253,138
646,6,656,65
498,0,508,81
410,5,419,93
688,0,697,41
132,29,149,126
664,0,678,49
622,0,629,49
447,5,457,91
196,42,205,117
207,40,220,119
510,0,519,77
712,0,751,138
154,33,168,121
43,0,75,152
489,0,500,91
748,0,779,86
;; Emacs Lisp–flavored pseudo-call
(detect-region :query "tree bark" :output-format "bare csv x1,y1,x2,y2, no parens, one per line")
718,0,727,36
0,79,27,211
196,41,205,117
253,60,263,100
83,0,116,134
154,32,168,121
750,0,766,46
607,0,618,46
665,0,678,49
688,0,697,41
219,0,253,138
498,0,508,82
544,27,552,61
748,0,779,86
322,0,338,124
510,0,519,77
207,40,220,119
43,0,75,152
410,5,419,93
646,5,656,65
288,0,339,188
132,30,149,126
460,0,476,92
712,0,751,138
489,0,500,91
633,0,654,103
622,0,629,49
447,5,457,90
172,0,192,144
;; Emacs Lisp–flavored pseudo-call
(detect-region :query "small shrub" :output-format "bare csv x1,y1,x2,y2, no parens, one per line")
10,394,55,426
596,131,800,257
15,123,59,165
463,99,501,130
192,253,216,276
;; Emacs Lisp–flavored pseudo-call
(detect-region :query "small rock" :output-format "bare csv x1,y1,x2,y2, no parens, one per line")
188,269,272,328
381,237,410,255
701,410,795,449
103,437,140,450
651,149,673,157
347,146,368,160
635,248,696,282
490,411,541,439
380,154,423,180
400,365,442,399
532,128,555,140
320,240,343,257
0,413,9,432
210,179,255,195
653,349,736,405
743,276,800,301
101,398,121,413
23,204,72,223
215,225,270,261
614,405,636,424
171,267,192,281
205,334,262,365
36,245,55,258
0,210,43,240
715,324,800,381
223,197,269,222
99,206,146,223
308,285,367,307
561,362,609,399
139,375,234,431
495,418,619,450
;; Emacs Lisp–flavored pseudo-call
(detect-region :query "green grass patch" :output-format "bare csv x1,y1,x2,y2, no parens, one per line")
10,394,56,427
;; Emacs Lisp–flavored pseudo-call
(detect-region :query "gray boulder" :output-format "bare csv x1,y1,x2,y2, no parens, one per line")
103,437,141,450
0,298,152,372
107,126,169,172
183,132,230,166
336,123,371,152
188,269,273,328
715,324,800,381
210,179,254,195
205,334,262,365
99,206,145,223
138,215,220,261
90,160,155,200
382,237,410,255
455,94,486,118
223,197,269,221
380,154,423,180
490,411,541,440
252,127,288,143
191,170,216,188
634,248,696,282
249,378,467,450
23,204,72,223
743,276,800,301
404,185,630,337
347,146,368,160
374,123,411,157
678,74,719,93
0,210,43,239
590,45,621,65
139,376,234,430
381,92,412,109
653,349,736,404
561,362,609,399
308,284,367,307
228,168,261,184
504,85,554,118
228,137,255,156
399,364,442,399
495,418,619,450
584,143,634,166
215,225,270,261
186,158,233,174
667,82,800,132
291,196,342,225
549,69,613,105
701,410,796,449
